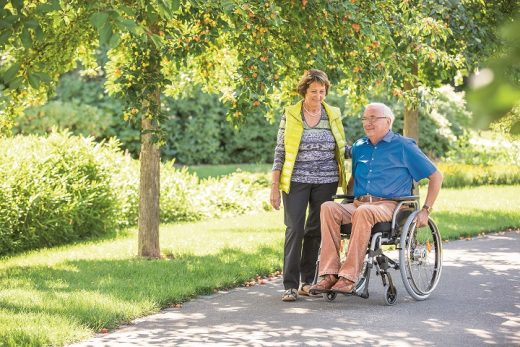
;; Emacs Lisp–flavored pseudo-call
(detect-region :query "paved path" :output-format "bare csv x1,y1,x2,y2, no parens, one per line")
71,231,520,346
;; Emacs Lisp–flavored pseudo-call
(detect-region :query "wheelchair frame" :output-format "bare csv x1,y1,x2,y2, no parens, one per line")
312,194,443,305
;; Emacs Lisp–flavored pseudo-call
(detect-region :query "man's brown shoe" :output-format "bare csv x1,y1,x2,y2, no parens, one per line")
309,275,338,293
331,277,356,294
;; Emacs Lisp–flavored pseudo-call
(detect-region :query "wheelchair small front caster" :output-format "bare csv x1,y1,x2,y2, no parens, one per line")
323,292,337,301
384,285,397,306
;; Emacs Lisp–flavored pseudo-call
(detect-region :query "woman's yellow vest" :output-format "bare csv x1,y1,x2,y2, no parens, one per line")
279,100,347,194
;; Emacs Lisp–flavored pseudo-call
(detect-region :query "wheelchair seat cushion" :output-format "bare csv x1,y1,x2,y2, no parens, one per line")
340,222,392,236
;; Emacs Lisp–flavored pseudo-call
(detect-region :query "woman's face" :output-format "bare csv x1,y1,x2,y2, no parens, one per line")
304,81,326,107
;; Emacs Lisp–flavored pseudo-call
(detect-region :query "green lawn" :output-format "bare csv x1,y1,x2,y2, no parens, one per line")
433,185,520,239
1,185,519,346
185,163,271,179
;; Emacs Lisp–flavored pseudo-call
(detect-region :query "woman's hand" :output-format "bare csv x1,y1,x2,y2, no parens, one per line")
270,185,281,210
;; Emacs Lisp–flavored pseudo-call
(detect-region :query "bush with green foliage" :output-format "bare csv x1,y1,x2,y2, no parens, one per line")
0,133,118,255
14,72,278,165
2,131,520,256
437,163,520,188
444,131,520,166
0,132,273,255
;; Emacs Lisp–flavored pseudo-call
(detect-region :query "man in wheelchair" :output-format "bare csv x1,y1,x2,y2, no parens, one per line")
310,102,443,296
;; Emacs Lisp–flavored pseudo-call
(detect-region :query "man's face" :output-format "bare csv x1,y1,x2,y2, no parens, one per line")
362,105,390,139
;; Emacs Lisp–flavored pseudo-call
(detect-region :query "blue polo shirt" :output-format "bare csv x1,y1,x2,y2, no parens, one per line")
352,131,437,198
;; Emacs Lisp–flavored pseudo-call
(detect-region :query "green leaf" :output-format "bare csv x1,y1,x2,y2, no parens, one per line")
0,30,11,45
33,24,44,40
117,18,138,34
8,76,23,89
3,14,18,25
33,72,52,83
0,20,12,29
108,32,120,49
222,0,235,14
28,72,40,89
119,5,136,17
24,20,39,29
3,62,20,82
99,22,113,45
149,34,163,49
10,0,23,11
51,0,61,10
36,3,57,13
38,0,60,12
170,0,180,11
21,26,32,48
90,12,109,30
156,3,170,20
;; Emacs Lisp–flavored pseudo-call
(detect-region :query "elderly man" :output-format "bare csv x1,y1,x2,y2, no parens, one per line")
310,102,443,294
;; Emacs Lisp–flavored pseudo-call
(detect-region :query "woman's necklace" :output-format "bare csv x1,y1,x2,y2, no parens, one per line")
303,103,322,118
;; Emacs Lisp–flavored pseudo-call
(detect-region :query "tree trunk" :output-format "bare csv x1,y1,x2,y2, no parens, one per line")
138,90,161,258
403,62,420,142
137,20,162,258
403,106,419,142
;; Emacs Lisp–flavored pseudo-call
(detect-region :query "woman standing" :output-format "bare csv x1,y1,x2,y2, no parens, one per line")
271,69,348,302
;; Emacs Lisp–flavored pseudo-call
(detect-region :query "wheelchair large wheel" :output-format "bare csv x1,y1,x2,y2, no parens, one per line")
399,213,442,300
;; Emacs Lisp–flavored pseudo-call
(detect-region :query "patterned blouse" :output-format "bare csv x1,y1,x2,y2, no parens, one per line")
272,106,340,184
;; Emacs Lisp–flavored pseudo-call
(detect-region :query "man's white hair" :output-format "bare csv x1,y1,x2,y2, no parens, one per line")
366,102,395,128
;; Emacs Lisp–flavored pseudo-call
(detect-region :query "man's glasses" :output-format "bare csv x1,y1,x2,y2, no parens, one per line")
361,116,387,124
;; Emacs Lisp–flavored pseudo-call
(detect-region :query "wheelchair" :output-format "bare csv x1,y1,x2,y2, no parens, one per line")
311,193,443,305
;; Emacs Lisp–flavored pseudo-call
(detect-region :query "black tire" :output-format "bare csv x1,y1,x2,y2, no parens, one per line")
399,212,443,300
384,285,397,306
324,292,337,301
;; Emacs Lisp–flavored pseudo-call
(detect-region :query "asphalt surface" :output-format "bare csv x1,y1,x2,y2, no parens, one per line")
71,230,520,347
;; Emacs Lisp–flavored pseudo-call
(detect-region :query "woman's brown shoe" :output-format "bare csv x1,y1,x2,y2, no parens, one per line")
331,277,356,294
309,275,338,293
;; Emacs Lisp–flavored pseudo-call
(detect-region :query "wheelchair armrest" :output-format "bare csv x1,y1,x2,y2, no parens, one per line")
332,194,355,200
386,195,420,202
333,194,355,203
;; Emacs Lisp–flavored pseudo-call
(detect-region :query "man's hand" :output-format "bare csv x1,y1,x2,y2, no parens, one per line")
270,186,281,210
414,209,429,228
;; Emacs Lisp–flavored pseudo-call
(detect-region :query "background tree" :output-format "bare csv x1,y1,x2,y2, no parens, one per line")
379,0,517,141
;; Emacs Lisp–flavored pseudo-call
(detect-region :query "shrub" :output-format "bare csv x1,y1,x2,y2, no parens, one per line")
193,171,270,219
0,132,118,255
160,163,202,223
435,162,520,188
444,131,520,166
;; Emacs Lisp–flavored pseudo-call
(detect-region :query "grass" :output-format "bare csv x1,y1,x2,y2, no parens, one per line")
0,212,285,346
432,185,520,239
1,185,520,346
185,163,271,179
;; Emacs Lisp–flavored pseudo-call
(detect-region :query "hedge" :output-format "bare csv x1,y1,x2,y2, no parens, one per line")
0,133,117,255
2,132,519,256
0,133,271,256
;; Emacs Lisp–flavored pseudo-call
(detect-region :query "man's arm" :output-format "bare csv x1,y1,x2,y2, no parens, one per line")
415,170,443,227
